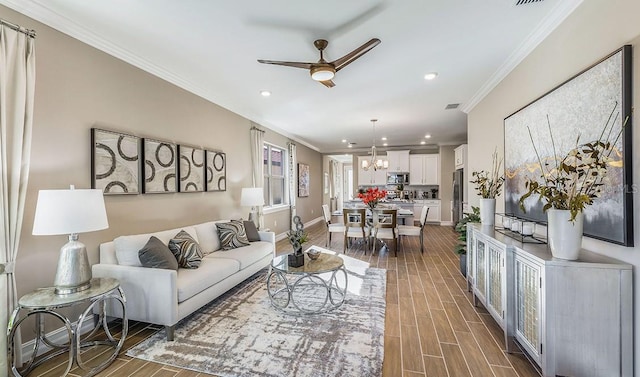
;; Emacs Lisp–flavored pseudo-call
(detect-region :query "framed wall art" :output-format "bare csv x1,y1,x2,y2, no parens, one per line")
205,150,226,192
91,128,140,195
178,145,205,192
142,138,177,193
504,45,633,246
298,163,310,197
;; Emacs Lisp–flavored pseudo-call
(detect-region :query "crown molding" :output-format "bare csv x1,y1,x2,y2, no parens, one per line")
460,0,583,114
0,0,323,152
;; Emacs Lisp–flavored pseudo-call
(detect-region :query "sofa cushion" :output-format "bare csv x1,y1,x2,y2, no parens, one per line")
114,226,199,266
138,236,178,270
177,257,239,303
207,241,272,269
216,220,250,250
194,221,225,255
168,230,203,269
243,221,261,242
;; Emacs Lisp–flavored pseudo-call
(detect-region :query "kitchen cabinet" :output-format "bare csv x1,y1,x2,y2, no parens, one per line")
386,150,410,172
454,144,467,170
409,154,439,185
467,224,633,377
357,156,387,186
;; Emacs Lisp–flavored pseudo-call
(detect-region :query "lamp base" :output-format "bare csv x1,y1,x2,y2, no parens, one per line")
248,209,259,230
54,236,92,295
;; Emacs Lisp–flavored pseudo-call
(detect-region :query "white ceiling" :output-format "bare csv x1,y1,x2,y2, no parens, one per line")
1,0,582,153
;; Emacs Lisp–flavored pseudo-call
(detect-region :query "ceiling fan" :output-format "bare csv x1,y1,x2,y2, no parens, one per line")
257,38,381,88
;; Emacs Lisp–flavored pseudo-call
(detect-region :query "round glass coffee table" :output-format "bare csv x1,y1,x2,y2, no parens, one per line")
267,247,348,314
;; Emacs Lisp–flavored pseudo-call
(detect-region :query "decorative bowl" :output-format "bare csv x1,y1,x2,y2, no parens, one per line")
307,249,321,260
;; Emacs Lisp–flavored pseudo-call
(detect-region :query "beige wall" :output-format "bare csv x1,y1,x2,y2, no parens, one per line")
467,0,640,371
0,6,322,302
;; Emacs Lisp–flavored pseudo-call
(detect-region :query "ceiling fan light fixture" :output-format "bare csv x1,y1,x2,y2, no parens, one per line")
310,66,336,81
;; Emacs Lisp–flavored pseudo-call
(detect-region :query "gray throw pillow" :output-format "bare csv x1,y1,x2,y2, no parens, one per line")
168,230,203,269
216,220,250,250
243,221,261,242
138,236,178,270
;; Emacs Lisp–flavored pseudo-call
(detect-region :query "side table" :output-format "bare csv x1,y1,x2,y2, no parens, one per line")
7,278,128,376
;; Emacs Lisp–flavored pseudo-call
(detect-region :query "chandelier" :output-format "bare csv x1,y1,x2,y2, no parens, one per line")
361,119,389,171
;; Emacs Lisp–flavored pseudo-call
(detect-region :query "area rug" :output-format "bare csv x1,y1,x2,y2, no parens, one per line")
127,253,386,377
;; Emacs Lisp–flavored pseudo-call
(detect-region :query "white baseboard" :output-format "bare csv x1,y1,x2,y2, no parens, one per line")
275,216,324,242
19,316,95,363
440,221,454,226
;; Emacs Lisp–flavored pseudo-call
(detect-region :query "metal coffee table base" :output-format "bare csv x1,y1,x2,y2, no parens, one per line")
267,265,348,314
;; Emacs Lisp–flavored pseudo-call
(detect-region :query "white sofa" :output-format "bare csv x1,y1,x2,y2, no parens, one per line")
92,220,275,340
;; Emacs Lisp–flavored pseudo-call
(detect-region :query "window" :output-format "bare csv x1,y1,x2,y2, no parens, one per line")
263,143,287,207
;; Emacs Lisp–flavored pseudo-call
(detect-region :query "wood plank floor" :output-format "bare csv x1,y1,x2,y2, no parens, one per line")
24,221,539,377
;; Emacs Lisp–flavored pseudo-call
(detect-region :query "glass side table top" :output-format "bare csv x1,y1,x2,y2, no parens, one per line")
18,278,120,309
271,249,344,274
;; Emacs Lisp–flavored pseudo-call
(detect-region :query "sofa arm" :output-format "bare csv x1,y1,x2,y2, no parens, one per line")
258,231,276,255
92,264,178,327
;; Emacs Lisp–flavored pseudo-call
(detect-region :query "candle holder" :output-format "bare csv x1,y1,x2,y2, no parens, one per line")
495,213,547,244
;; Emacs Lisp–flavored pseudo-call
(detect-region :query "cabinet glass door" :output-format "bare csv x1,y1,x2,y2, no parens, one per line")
515,256,541,361
467,226,475,284
487,244,504,321
475,238,486,300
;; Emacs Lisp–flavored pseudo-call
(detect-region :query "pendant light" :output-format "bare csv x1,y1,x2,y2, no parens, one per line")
361,119,389,171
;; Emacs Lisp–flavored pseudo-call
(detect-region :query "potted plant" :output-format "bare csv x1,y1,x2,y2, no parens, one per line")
470,149,504,226
454,206,480,277
518,103,627,260
287,215,308,267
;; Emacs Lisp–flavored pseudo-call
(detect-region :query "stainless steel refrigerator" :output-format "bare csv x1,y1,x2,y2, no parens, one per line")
452,168,464,225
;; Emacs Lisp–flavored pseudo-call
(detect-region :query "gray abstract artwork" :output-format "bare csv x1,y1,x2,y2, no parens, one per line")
178,145,204,192
92,128,139,194
205,150,226,192
143,139,177,193
504,47,632,245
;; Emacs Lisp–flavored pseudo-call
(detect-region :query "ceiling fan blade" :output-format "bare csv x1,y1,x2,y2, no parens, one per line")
320,80,335,88
257,60,313,70
331,38,381,72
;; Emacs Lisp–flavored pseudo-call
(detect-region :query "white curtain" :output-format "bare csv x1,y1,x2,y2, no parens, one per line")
287,142,296,229
0,24,36,370
250,126,265,229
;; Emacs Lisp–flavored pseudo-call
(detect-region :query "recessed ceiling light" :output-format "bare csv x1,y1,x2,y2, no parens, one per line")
383,143,388,146
425,134,432,139
420,141,426,145
260,90,271,97
381,137,387,141
348,144,353,148
424,72,438,80
342,139,347,143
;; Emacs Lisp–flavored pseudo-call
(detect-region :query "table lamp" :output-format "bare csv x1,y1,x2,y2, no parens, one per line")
32,186,109,295
241,187,264,229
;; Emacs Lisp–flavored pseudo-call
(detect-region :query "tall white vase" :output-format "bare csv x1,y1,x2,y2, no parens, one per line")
479,198,496,226
547,209,583,260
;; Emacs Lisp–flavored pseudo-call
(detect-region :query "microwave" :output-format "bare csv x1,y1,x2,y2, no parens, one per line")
387,172,409,185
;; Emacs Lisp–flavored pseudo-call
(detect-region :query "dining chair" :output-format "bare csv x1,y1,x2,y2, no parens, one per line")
322,204,345,247
371,209,398,256
398,206,429,253
343,208,369,253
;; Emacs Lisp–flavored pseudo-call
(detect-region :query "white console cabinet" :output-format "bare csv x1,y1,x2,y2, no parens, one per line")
467,224,633,377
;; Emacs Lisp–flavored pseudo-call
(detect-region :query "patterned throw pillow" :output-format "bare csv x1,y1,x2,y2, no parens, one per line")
216,220,250,250
168,230,203,268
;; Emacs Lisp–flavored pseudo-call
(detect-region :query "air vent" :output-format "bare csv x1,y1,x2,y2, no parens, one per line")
445,103,460,110
515,0,544,5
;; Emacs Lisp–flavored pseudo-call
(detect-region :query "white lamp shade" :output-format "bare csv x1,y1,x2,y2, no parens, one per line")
241,187,264,206
33,189,109,235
